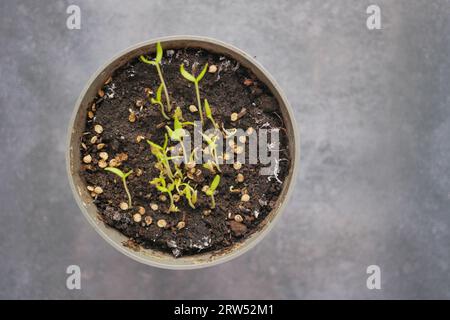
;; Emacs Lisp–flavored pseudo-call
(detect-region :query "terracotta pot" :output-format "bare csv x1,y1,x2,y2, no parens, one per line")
66,35,299,269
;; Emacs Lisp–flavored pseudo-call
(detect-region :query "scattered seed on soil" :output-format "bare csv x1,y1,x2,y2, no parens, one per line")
98,159,107,168
87,185,94,192
177,221,186,230
119,202,129,210
241,194,250,202
136,168,143,176
144,87,153,96
90,136,98,144
135,99,144,107
81,142,87,150
128,111,136,123
150,203,158,211
109,158,119,167
233,162,242,170
173,194,180,202
144,216,153,226
239,135,247,143
157,219,167,228
97,143,105,150
189,105,198,113
234,214,243,222
88,111,94,119
246,127,254,135
203,209,211,216
202,185,209,193
208,65,218,73
230,113,238,122
94,186,103,194
133,213,142,223
99,152,108,160
236,173,244,182
159,195,167,202
136,135,145,143
94,124,103,134
243,78,253,86
138,206,146,215
83,154,92,164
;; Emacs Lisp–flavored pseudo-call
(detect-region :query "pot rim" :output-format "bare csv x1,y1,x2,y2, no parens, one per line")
66,35,300,269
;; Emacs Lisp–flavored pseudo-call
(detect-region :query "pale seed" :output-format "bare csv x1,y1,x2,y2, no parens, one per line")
239,135,247,143
135,99,144,107
98,89,104,97
138,206,146,215
136,135,145,143
87,186,94,192
228,140,235,148
173,194,180,202
119,202,129,210
159,195,167,202
186,161,196,169
97,143,105,150
94,186,103,194
136,168,143,176
99,152,108,160
128,112,136,123
177,221,186,230
91,103,96,111
246,127,254,135
235,146,244,154
133,213,142,223
208,65,217,73
233,162,242,170
144,216,153,225
223,153,231,161
150,203,158,211
109,158,119,167
157,219,167,228
241,194,250,202
98,159,107,168
189,104,198,113
81,143,87,150
90,136,98,144
234,214,243,222
202,185,209,193
230,113,238,122
88,111,94,119
144,88,153,96
237,173,244,182
94,124,103,134
83,154,92,164
203,209,211,216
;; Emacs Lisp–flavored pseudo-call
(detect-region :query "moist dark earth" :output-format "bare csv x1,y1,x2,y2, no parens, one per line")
79,47,291,257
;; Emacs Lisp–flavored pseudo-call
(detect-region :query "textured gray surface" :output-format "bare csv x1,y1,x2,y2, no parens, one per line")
1,0,450,299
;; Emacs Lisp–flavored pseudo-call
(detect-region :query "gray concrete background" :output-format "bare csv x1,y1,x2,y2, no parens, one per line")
1,0,450,299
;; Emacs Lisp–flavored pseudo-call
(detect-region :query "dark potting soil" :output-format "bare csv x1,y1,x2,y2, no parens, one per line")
79,47,291,257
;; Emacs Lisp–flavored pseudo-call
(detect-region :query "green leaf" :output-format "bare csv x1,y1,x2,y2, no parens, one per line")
146,140,163,150
124,170,133,178
155,42,163,64
204,99,212,118
150,98,158,104
104,167,126,179
156,83,163,102
163,133,169,150
140,55,156,66
209,174,220,192
174,114,182,131
180,64,196,82
196,63,208,82
156,185,167,193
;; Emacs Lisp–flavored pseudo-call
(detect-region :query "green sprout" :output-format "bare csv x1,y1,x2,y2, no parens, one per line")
150,83,170,120
175,179,198,209
204,99,219,129
151,175,179,212
147,134,176,180
201,132,221,172
165,112,194,165
104,167,133,208
140,42,172,112
180,62,208,124
204,174,220,209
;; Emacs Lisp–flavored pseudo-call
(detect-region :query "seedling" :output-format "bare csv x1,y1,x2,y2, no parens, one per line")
104,167,133,208
174,179,198,209
150,175,179,212
147,134,176,179
204,174,220,209
180,62,208,124
140,42,172,112
150,84,170,120
165,112,194,165
204,99,219,129
201,132,221,172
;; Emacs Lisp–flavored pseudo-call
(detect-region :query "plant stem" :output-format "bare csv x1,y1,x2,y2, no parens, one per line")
156,64,171,112
210,195,216,209
158,102,170,120
195,81,204,124
180,140,189,165
122,178,132,208
168,192,175,211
